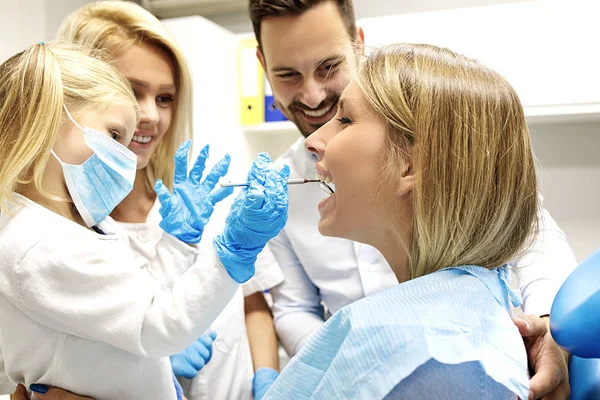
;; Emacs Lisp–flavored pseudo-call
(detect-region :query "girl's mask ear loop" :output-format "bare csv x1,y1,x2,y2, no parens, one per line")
63,104,85,131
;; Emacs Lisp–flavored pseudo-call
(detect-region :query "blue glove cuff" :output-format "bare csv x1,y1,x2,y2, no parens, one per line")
213,236,257,283
253,367,279,400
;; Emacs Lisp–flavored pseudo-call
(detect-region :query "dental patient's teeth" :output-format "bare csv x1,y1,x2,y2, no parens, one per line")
315,172,334,184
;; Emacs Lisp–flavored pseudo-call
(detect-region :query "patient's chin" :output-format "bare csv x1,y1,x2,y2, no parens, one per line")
318,217,352,241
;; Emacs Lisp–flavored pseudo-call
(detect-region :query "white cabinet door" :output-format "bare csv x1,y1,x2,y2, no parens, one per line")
359,0,600,117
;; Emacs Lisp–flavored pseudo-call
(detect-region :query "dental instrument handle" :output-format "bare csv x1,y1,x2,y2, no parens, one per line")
220,179,320,188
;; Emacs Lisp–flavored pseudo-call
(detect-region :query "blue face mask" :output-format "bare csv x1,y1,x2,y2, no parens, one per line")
51,106,137,227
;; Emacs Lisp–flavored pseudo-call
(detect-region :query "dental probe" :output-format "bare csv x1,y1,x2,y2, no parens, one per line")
220,178,320,187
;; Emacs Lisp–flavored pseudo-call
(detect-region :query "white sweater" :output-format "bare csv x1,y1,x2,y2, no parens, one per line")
0,195,238,399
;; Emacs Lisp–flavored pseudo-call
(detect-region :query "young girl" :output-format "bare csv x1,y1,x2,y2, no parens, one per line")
56,3,284,398
0,42,288,399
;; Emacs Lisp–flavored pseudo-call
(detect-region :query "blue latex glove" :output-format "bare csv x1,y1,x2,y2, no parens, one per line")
155,140,233,244
253,367,279,400
170,331,217,379
213,153,289,283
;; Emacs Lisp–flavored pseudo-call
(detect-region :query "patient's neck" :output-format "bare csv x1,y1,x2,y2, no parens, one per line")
371,220,412,283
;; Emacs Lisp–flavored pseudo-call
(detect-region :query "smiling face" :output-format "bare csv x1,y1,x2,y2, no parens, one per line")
304,81,400,243
112,43,176,170
258,1,362,138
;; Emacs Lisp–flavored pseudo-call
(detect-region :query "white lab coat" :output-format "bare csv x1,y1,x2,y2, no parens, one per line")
269,137,578,357
118,198,284,400
0,194,238,399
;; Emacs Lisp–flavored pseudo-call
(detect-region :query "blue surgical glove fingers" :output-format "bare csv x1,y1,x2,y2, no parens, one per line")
245,153,272,186
209,186,234,206
154,179,173,210
198,332,216,349
188,144,209,185
275,166,290,208
201,153,231,190
190,340,210,366
170,353,199,379
173,140,192,184
244,180,267,212
279,164,291,183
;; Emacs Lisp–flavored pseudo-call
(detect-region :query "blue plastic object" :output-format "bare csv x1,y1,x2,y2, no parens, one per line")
170,331,217,379
569,356,600,400
253,367,279,400
155,140,233,244
550,248,600,358
213,153,290,283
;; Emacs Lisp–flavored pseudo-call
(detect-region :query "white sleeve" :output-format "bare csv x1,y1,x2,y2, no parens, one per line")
14,233,238,359
242,243,284,296
268,228,325,356
0,347,14,395
512,207,577,316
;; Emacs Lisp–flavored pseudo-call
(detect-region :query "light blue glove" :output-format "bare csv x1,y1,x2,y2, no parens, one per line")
170,331,217,379
155,140,233,244
213,153,289,283
253,367,279,400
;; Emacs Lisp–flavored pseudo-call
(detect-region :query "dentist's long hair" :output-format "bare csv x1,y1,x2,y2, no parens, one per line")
57,1,193,192
0,42,137,208
356,43,539,280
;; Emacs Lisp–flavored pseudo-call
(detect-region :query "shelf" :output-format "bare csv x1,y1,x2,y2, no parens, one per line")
525,103,600,125
241,103,600,135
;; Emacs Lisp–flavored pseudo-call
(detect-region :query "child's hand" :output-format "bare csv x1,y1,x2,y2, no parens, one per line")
155,140,233,244
213,153,289,283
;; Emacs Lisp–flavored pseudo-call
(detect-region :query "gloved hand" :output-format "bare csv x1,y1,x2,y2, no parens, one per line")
170,331,217,379
213,153,289,283
155,140,233,244
253,367,279,400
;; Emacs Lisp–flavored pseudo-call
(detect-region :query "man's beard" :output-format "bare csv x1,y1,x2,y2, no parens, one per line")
275,94,340,138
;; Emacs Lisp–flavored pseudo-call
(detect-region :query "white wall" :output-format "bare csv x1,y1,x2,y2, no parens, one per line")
44,0,97,39
0,0,46,63
0,0,96,63
209,0,526,33
530,121,600,262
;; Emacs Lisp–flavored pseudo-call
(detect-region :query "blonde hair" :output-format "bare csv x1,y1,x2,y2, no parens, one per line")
356,43,539,279
57,0,193,191
0,41,137,209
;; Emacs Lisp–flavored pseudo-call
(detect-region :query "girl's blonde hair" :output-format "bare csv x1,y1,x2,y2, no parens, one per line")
57,0,193,191
356,43,539,279
0,41,137,209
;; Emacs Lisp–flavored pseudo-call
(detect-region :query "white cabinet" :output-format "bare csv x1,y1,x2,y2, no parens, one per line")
359,0,600,123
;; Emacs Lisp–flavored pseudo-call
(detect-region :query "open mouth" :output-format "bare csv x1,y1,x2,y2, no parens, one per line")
315,173,335,195
302,103,334,118
300,103,336,124
132,135,152,144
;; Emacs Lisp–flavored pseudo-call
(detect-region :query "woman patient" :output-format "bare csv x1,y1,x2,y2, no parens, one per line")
265,43,537,399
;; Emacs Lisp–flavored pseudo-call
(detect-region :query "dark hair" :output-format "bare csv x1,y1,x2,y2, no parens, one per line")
249,0,356,51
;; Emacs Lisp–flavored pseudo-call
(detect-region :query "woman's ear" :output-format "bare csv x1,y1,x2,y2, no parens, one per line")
396,159,415,198
355,27,365,56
